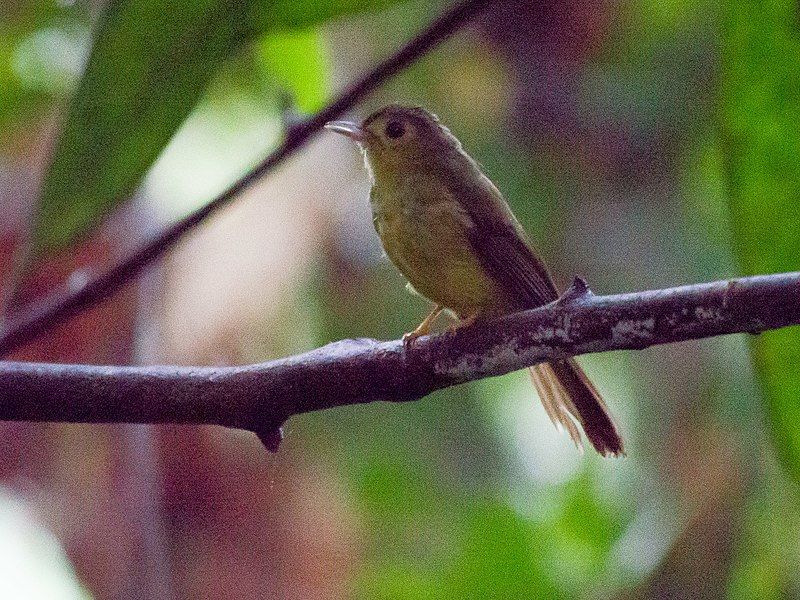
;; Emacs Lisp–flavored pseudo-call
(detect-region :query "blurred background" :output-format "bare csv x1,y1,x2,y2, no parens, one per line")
1,0,799,597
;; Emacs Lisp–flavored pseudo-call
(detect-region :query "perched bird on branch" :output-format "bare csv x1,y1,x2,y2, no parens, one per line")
326,104,623,456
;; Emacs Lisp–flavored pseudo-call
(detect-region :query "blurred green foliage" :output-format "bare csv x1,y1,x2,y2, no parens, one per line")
33,0,406,254
256,29,329,112
0,2,83,134
722,0,800,481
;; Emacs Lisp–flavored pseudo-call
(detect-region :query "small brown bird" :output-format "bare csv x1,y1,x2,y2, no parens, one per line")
326,104,623,456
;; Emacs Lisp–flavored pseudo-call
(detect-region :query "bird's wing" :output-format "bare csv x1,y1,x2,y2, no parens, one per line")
446,174,559,309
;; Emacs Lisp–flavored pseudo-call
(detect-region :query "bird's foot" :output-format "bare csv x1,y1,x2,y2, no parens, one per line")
447,312,479,333
403,305,443,349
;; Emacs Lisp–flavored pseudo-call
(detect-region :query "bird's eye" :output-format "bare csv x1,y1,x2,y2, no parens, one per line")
384,120,405,139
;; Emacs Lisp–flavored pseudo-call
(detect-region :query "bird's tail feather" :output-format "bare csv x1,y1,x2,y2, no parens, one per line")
529,359,624,457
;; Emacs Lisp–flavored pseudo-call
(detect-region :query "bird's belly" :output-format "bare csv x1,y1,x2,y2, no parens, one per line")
373,202,498,317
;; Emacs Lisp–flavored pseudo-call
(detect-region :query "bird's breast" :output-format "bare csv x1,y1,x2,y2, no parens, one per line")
369,181,501,317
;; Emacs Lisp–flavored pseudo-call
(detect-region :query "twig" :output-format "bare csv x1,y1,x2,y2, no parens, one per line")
0,272,796,449
0,0,492,358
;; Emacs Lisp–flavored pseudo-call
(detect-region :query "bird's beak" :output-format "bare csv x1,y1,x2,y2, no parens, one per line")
325,120,366,143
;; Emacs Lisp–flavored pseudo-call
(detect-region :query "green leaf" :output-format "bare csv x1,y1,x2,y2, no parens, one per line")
36,0,255,252
0,3,81,134
34,0,406,253
721,0,800,480
256,29,329,113
254,0,409,30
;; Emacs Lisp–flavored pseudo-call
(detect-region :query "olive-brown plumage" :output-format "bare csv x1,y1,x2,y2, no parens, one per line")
326,104,623,456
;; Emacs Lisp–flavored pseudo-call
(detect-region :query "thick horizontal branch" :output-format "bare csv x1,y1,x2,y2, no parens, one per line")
0,272,797,448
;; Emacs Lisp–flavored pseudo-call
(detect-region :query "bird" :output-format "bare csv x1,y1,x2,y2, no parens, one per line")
325,104,623,457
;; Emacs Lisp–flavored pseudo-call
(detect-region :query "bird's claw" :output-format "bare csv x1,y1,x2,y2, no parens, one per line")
402,329,425,349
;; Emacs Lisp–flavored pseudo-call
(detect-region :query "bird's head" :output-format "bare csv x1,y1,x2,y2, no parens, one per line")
325,104,463,179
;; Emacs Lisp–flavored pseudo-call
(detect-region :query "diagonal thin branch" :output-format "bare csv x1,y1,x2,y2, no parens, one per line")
0,0,491,358
0,272,797,448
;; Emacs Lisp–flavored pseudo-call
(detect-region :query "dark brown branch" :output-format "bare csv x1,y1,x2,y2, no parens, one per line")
0,272,797,449
0,0,491,358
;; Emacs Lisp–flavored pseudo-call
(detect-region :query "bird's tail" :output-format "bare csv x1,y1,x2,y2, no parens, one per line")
529,359,624,457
